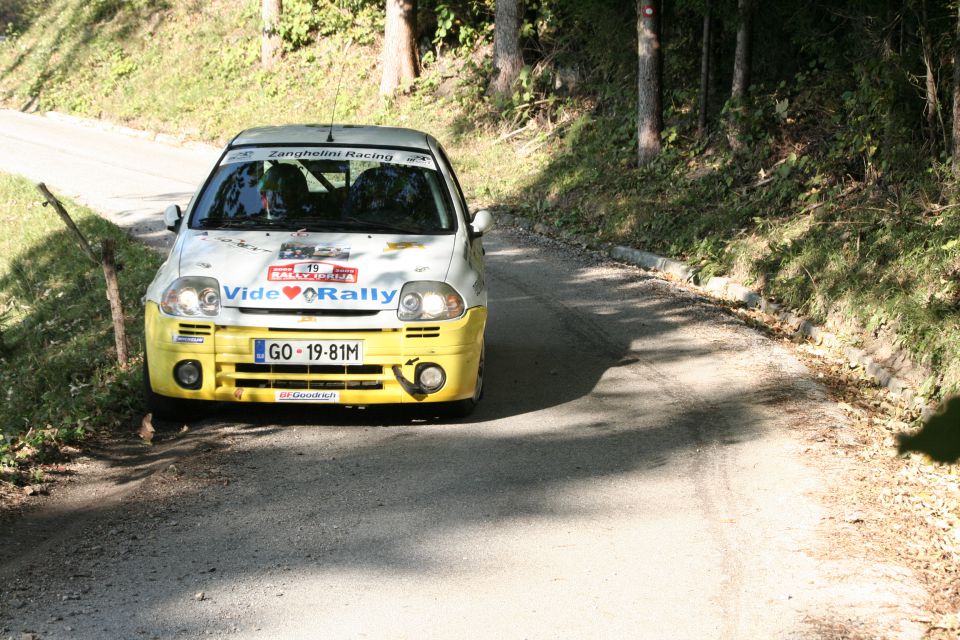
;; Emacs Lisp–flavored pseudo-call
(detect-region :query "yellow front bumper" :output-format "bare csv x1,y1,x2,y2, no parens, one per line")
144,302,486,404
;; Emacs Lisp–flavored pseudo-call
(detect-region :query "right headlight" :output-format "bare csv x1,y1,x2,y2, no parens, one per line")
160,276,221,317
397,281,465,321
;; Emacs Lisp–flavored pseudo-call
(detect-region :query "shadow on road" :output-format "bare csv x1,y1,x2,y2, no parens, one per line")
0,229,827,637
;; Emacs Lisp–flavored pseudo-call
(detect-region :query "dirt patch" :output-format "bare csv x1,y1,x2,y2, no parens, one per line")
722,302,960,639
0,420,236,580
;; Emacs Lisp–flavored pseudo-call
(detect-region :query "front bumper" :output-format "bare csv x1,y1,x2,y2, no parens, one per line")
144,302,486,404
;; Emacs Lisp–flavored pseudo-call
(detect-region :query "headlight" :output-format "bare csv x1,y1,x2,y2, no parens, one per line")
160,276,221,317
397,282,465,321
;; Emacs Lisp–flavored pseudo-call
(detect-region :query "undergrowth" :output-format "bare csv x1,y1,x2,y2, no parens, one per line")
0,174,162,477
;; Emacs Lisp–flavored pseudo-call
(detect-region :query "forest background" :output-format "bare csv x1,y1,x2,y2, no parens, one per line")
0,0,959,462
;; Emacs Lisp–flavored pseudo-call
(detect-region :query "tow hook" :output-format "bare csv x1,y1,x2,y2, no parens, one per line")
392,365,425,397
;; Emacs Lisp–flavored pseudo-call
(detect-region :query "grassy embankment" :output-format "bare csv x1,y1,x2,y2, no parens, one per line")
0,0,958,473
0,174,162,475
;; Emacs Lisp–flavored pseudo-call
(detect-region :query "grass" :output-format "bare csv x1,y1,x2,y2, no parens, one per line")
0,173,162,475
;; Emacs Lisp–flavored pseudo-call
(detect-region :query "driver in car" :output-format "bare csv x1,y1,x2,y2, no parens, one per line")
258,163,311,219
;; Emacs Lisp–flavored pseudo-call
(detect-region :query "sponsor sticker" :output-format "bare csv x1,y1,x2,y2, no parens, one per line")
275,390,340,403
222,285,398,305
268,262,358,283
384,242,425,252
224,149,255,163
174,335,205,344
220,147,437,171
198,235,272,254
279,242,350,261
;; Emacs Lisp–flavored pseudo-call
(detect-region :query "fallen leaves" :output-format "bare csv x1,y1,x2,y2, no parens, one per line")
139,413,154,444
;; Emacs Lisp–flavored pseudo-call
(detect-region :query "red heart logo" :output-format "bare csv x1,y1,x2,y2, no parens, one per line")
283,286,301,299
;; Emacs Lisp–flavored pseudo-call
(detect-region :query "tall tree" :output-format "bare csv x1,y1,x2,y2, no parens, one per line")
637,1,663,165
487,0,524,98
918,0,943,153
953,2,960,174
697,0,712,138
730,0,753,101
261,0,282,70
380,0,420,95
727,0,753,150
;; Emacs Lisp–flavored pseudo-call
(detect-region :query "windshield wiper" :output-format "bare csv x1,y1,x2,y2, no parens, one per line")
341,216,422,234
277,217,353,231
197,217,284,230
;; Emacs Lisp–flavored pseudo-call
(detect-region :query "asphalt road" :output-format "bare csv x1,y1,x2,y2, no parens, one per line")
0,110,927,639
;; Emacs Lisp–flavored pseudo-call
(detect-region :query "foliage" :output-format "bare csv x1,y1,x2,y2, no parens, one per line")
0,174,162,473
429,0,491,53
276,0,382,50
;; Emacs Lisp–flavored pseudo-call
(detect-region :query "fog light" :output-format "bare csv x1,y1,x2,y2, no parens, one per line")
174,360,202,390
416,364,446,393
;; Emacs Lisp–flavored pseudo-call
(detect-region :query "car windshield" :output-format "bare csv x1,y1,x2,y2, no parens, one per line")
190,146,455,234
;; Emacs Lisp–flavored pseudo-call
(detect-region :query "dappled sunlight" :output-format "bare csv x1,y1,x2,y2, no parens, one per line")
0,223,846,639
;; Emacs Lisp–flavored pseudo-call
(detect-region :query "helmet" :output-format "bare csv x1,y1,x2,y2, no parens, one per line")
257,164,309,219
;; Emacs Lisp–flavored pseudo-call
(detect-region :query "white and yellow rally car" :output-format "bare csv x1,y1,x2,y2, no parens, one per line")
143,125,492,420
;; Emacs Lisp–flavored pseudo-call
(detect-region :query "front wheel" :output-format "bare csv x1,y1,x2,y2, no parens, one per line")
142,354,208,423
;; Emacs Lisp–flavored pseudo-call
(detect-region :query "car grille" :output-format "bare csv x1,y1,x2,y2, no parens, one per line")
405,326,440,339
178,322,213,336
233,378,384,390
234,364,382,375
223,361,386,391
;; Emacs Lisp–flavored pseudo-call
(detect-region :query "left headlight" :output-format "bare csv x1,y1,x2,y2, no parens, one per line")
160,276,221,317
398,281,465,321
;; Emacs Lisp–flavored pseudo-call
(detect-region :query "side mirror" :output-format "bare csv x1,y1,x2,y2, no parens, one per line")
164,204,183,232
469,209,493,238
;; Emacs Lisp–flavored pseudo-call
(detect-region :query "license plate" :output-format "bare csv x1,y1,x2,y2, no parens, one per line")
254,339,363,365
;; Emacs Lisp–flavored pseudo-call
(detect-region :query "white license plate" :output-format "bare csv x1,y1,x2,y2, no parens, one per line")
254,339,363,365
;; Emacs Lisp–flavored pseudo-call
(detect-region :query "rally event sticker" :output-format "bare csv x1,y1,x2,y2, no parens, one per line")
268,262,358,283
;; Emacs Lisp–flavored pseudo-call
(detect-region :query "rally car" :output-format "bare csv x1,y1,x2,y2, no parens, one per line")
143,124,492,420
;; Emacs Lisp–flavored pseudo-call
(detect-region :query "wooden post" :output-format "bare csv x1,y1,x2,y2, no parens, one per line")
35,183,99,264
101,239,129,368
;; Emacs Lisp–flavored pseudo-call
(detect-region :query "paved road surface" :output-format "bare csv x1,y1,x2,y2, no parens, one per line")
0,110,218,249
0,110,927,639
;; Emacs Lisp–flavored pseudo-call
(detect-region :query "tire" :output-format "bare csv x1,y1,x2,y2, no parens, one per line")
142,354,207,423
439,341,484,419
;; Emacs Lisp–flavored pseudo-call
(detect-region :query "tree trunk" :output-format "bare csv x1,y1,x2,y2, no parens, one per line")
380,0,420,96
101,239,129,369
953,2,960,174
697,0,712,138
487,0,524,98
730,0,753,101
261,0,282,70
919,0,942,153
637,1,662,165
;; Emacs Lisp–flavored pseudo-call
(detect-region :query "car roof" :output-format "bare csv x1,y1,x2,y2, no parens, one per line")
230,124,435,150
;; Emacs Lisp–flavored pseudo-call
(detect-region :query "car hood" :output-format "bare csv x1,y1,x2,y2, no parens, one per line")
176,230,455,311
